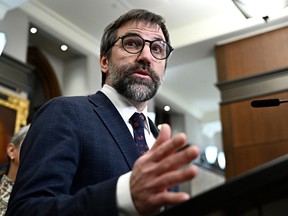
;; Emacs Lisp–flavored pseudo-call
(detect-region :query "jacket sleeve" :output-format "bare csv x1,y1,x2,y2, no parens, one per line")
6,97,120,216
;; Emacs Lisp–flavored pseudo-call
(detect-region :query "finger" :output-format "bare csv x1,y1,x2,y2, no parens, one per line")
152,132,187,162
162,145,200,171
145,146,200,188
134,124,172,164
148,191,191,208
169,145,200,172
137,191,191,215
176,143,191,152
150,124,171,151
149,164,199,192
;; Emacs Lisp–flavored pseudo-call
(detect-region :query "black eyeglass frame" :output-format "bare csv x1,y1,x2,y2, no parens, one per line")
109,34,174,60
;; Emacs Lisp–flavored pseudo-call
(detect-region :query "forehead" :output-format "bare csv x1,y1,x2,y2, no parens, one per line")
117,20,165,39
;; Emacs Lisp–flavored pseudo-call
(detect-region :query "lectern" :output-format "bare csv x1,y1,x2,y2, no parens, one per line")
157,155,288,216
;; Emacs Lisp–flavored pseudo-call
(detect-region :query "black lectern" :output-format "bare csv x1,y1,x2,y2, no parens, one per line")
157,155,288,216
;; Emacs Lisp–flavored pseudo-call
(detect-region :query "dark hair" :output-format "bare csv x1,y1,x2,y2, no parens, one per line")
100,9,171,86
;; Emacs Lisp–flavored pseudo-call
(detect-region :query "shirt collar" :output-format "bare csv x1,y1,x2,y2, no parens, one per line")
101,84,150,130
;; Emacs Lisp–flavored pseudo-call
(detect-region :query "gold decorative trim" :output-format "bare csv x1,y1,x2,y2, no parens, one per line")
0,89,29,133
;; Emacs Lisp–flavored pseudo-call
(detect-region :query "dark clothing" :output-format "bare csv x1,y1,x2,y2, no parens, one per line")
6,91,159,216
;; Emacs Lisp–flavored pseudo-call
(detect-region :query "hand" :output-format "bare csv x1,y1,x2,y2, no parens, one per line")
130,124,200,215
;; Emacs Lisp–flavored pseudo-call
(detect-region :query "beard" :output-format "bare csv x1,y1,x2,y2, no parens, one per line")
107,62,162,102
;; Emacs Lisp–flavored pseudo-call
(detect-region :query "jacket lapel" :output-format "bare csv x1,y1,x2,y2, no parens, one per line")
88,92,139,169
149,118,159,138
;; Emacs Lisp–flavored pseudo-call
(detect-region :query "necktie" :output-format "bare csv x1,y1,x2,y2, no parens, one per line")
129,113,149,156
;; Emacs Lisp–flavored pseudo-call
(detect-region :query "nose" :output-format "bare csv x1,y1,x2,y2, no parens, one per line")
136,43,153,63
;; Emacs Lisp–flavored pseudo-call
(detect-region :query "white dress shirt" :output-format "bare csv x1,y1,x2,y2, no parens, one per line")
101,84,156,216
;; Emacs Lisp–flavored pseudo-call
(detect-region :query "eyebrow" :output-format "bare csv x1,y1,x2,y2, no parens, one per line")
121,32,166,41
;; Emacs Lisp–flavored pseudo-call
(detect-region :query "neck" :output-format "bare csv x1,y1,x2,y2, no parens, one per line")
7,164,17,182
129,100,148,112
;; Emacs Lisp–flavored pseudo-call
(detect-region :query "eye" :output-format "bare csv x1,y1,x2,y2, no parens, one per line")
151,41,165,54
123,36,142,49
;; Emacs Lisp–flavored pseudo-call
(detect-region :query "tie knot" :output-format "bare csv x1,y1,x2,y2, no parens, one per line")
130,113,145,129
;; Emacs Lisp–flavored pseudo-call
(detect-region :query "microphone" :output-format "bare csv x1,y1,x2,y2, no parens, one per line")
251,98,288,108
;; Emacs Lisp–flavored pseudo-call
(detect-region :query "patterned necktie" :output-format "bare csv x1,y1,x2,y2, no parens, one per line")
129,112,149,156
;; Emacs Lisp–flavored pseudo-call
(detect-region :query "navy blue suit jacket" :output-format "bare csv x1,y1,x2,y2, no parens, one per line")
6,91,160,216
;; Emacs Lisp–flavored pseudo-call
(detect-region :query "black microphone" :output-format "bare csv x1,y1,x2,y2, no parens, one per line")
251,98,288,108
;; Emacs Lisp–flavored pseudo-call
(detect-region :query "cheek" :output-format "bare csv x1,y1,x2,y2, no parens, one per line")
155,64,166,77
112,48,129,61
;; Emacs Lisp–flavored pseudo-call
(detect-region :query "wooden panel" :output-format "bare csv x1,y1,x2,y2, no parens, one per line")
215,45,228,82
216,26,288,82
220,105,235,178
224,36,263,79
216,25,288,180
0,105,16,163
221,91,288,179
234,141,288,176
230,91,288,147
259,27,288,70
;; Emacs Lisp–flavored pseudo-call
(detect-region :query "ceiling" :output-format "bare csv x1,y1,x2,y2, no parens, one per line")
12,0,288,125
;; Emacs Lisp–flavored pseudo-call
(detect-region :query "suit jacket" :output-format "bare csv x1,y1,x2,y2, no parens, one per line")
6,91,160,216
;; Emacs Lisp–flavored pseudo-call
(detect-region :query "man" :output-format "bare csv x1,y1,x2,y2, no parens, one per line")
6,9,200,216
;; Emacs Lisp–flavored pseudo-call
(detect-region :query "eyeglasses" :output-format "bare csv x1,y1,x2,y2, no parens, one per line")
110,34,174,60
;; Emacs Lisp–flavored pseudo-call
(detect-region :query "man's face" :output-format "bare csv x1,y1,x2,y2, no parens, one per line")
100,21,167,102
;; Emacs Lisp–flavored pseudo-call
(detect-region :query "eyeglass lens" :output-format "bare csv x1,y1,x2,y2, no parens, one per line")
121,35,171,60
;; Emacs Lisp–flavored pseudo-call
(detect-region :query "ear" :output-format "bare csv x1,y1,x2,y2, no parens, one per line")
7,143,16,160
100,55,109,73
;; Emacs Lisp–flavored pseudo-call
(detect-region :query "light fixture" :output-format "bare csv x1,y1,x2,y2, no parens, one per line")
232,0,288,21
204,145,218,164
163,105,170,112
60,44,68,51
0,32,6,55
196,146,226,173
217,151,226,170
30,27,38,34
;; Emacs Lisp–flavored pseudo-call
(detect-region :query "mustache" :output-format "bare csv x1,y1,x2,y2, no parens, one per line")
126,63,160,82
128,63,151,73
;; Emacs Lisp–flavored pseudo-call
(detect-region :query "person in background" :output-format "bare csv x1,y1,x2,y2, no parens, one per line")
0,124,30,216
6,9,200,216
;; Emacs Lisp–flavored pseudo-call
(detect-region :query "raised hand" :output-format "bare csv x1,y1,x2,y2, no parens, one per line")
130,124,200,215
